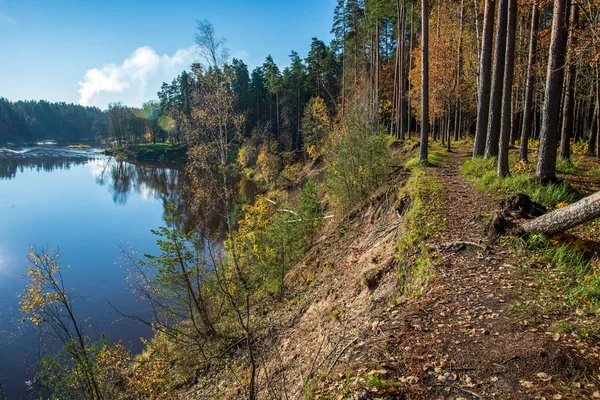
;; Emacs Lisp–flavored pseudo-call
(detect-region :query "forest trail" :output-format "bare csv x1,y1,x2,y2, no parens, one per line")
381,147,600,399
246,147,600,399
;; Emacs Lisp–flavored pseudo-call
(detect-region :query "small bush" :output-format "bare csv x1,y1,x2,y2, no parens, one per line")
325,100,389,209
256,140,282,185
232,180,324,297
237,139,258,168
301,97,331,160
572,139,588,155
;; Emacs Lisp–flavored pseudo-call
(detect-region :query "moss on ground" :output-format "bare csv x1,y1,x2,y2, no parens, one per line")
396,166,445,296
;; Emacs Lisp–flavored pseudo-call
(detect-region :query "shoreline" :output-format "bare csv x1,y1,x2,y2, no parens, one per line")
102,143,187,165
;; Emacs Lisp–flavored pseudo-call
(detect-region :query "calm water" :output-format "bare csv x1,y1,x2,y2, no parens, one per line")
0,146,184,399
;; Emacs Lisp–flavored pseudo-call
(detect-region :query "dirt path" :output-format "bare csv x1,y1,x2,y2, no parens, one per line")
316,150,600,399
252,148,600,399
374,148,600,399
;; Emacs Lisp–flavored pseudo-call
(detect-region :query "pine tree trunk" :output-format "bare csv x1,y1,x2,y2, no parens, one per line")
588,103,598,156
375,22,381,127
559,4,579,161
391,5,399,137
455,0,464,141
397,0,406,139
485,0,509,158
420,0,430,162
473,0,495,157
407,4,415,139
498,0,518,177
399,2,406,140
521,11,537,162
596,74,600,158
536,0,570,181
524,191,600,235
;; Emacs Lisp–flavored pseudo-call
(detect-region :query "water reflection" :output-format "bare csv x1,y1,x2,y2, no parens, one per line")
91,158,181,206
0,147,91,179
0,146,258,236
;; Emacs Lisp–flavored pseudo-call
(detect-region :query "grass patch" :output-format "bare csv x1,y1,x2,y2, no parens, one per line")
461,157,582,208
404,150,445,169
556,158,578,174
587,167,600,178
365,373,403,394
403,138,448,169
396,168,445,296
510,234,600,337
382,133,402,148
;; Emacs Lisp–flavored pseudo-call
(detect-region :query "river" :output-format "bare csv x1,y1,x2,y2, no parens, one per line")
0,145,185,399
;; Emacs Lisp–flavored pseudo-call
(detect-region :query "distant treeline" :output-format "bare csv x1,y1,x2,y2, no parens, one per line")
0,97,107,144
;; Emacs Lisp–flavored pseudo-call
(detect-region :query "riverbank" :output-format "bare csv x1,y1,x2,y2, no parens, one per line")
102,143,187,165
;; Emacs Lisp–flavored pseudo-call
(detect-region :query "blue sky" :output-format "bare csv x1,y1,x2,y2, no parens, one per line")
0,0,336,109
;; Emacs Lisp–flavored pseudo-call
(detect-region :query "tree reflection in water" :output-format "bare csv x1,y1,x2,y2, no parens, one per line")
0,146,257,238
92,158,257,238
0,147,90,180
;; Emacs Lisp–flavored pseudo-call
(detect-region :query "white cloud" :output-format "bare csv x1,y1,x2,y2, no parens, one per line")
78,46,195,109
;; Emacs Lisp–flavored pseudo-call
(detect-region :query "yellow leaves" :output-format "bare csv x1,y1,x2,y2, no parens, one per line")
307,144,318,160
256,140,281,184
302,96,331,160
556,201,569,209
228,195,279,278
19,247,64,325
528,139,540,150
513,160,535,174
572,140,588,155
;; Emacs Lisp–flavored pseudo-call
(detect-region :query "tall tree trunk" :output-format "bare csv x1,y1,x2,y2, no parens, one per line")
394,0,406,139
510,90,520,144
342,39,345,118
596,74,600,158
420,0,430,162
407,3,415,139
485,0,509,158
473,0,496,157
559,4,579,161
375,21,381,127
498,0,518,177
589,102,598,156
536,0,570,181
455,0,464,141
473,0,481,83
399,2,405,140
520,1,540,163
391,6,400,137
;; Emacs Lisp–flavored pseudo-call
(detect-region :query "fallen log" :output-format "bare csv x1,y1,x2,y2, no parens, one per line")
523,191,600,235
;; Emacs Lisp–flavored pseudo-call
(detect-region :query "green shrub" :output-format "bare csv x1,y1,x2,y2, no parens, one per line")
301,97,331,159
325,102,389,209
257,140,282,185
237,138,258,168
